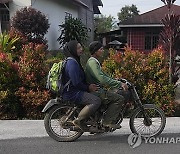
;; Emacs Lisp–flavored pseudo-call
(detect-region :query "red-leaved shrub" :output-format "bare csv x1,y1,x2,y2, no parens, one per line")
16,43,50,119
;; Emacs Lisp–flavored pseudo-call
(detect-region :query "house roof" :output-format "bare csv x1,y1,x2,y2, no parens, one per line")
99,29,122,36
73,0,88,8
92,0,103,14
72,0,103,14
119,4,180,27
0,0,12,3
92,0,103,7
93,6,101,14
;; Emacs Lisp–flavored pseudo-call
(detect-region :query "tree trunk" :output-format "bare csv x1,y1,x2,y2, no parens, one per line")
169,37,172,84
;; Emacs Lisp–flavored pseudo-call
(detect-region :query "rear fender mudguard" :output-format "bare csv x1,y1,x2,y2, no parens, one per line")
42,99,61,113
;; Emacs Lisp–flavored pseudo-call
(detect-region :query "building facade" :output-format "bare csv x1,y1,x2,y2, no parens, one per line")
0,0,103,50
118,4,180,52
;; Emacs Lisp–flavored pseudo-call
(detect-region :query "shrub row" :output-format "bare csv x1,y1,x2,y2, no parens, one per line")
102,48,176,115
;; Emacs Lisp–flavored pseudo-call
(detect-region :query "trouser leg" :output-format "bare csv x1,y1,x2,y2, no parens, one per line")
75,92,101,122
117,89,132,102
102,91,124,125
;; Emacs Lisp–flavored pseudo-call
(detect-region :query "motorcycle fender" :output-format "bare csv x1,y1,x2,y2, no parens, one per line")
42,99,60,113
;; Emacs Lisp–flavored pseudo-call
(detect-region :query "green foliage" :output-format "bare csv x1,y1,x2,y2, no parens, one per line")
94,15,117,34
57,17,88,47
118,4,140,22
9,28,28,54
102,48,175,115
0,32,19,53
45,51,64,65
12,7,50,44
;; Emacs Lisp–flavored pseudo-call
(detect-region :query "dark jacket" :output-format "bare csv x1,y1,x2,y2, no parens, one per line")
62,58,89,102
62,40,89,103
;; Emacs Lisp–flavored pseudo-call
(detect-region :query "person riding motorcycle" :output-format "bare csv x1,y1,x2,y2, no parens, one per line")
85,41,128,129
62,40,101,131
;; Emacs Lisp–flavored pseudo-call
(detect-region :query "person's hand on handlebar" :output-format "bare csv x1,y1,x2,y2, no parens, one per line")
89,84,98,92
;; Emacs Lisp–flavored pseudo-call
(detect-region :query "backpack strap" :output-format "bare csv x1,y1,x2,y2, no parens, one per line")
63,79,71,91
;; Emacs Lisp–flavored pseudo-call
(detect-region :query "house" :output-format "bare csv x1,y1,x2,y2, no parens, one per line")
0,0,103,50
118,4,180,52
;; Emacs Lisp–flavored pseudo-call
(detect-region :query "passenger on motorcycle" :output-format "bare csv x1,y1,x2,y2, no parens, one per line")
85,41,128,129
62,40,101,131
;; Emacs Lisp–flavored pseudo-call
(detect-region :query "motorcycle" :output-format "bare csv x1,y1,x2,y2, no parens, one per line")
42,79,166,142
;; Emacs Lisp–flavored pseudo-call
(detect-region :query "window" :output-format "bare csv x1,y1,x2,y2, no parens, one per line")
145,31,159,50
0,3,10,32
0,9,9,22
65,12,72,20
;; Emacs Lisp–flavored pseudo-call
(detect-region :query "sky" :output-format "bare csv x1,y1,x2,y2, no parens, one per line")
99,0,180,19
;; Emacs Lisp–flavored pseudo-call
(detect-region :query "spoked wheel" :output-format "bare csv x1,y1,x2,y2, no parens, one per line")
130,105,166,138
44,105,83,142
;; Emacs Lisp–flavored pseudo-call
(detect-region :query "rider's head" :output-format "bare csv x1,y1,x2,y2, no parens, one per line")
63,40,84,61
89,41,104,57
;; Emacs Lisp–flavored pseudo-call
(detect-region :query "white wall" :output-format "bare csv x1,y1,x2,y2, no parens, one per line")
33,0,78,50
9,0,31,18
9,0,79,50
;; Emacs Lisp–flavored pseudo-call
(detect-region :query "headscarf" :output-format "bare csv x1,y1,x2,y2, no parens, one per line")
63,40,83,69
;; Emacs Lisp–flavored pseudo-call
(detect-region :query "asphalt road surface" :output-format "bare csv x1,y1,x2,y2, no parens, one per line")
1,133,180,154
1,118,180,154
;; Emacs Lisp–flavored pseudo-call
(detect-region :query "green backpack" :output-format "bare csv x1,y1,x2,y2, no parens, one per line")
46,57,73,94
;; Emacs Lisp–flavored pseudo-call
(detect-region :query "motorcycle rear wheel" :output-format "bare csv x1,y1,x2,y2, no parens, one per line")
44,105,83,142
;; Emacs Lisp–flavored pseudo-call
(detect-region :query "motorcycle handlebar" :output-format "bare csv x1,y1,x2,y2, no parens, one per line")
118,78,133,88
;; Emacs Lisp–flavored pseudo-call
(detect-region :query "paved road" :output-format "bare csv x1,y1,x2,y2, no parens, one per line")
0,133,180,154
0,117,180,154
1,117,180,140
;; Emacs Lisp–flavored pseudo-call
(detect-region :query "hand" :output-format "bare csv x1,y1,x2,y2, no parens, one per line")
122,83,128,91
89,84,98,92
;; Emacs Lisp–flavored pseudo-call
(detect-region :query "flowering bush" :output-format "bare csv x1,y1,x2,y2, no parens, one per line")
0,29,51,119
102,47,175,115
17,43,48,88
16,43,50,119
8,28,28,60
16,87,50,119
0,51,20,119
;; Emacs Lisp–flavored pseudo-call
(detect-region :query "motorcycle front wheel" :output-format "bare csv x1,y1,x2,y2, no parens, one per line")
44,105,83,142
130,105,166,138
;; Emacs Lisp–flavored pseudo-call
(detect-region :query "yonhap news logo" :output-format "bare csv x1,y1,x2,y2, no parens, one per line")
128,133,142,148
128,133,180,148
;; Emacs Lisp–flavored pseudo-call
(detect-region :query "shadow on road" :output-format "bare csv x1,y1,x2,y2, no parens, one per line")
77,134,129,144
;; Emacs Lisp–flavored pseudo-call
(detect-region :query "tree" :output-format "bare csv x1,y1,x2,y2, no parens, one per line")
94,15,117,34
57,17,88,48
159,0,180,83
117,4,140,22
12,7,50,44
